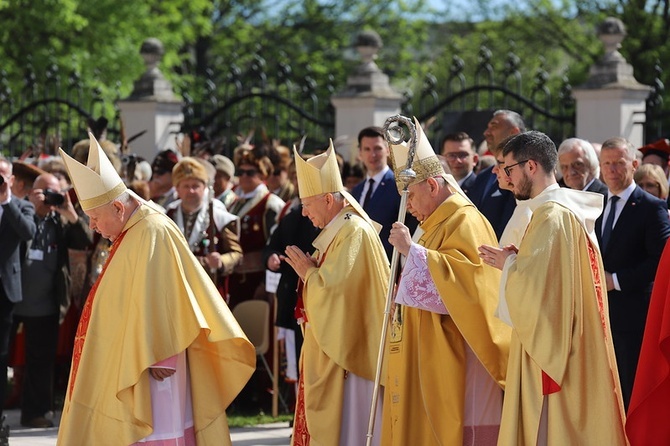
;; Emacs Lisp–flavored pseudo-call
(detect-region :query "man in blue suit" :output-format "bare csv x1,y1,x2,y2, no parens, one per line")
596,137,670,410
440,132,478,196
351,126,416,260
0,157,37,441
467,110,525,240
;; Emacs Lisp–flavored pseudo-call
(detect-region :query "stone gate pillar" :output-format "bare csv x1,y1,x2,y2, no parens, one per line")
330,31,404,161
572,17,651,147
116,38,183,162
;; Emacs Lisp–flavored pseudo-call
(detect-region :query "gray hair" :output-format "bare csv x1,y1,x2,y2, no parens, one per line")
494,110,526,133
601,137,637,160
558,138,600,177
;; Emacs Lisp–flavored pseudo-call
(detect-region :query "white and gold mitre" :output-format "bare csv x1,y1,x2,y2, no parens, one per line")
389,116,446,191
388,116,471,201
59,133,127,211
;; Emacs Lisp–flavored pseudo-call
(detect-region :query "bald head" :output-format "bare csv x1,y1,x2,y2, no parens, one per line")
30,173,64,218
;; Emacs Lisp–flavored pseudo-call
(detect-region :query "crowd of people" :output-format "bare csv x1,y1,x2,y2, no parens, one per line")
0,108,669,445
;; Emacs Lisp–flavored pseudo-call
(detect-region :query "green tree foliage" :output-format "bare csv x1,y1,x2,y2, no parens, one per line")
0,0,668,144
0,0,212,102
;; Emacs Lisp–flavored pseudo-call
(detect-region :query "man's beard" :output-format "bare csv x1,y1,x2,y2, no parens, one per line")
513,172,533,201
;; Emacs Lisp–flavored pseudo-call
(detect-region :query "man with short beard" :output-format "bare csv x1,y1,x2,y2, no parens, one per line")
478,131,627,445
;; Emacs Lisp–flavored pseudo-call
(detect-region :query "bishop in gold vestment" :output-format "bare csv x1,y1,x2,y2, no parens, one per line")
57,134,256,445
285,143,389,446
382,117,510,446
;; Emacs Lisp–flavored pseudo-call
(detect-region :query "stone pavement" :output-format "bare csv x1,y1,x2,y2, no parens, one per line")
4,409,292,445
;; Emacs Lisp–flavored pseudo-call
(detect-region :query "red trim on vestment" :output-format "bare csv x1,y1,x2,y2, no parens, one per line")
542,371,561,395
68,231,127,400
292,372,310,445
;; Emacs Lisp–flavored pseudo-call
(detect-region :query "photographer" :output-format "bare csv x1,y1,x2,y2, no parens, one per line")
13,173,92,428
0,157,36,443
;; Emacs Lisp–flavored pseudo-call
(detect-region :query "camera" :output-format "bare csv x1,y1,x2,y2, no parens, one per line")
0,176,4,186
44,188,65,206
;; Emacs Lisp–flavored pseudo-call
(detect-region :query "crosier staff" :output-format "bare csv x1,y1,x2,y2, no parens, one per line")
365,114,417,446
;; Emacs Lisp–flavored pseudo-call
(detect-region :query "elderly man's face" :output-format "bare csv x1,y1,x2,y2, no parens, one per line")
406,180,435,222
86,201,126,242
559,146,593,190
301,193,330,228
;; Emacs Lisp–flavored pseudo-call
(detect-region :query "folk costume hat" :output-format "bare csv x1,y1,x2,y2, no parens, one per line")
12,161,47,184
58,133,128,211
639,138,670,162
388,116,470,202
172,157,210,187
211,154,235,179
293,140,381,233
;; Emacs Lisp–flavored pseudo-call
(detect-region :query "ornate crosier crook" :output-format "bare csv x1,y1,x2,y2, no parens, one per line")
365,115,417,446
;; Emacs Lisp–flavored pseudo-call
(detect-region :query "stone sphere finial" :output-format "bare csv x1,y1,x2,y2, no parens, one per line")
598,17,626,61
140,38,165,71
355,30,383,66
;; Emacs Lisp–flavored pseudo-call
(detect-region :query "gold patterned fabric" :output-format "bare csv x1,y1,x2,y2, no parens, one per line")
381,193,511,445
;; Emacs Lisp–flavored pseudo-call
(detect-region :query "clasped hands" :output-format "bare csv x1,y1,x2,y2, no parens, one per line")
282,245,317,281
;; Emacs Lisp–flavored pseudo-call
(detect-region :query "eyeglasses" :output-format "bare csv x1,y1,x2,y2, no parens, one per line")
503,160,530,177
236,168,258,177
444,152,471,160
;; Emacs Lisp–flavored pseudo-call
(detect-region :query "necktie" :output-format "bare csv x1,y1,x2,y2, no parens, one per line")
601,195,620,251
363,178,375,210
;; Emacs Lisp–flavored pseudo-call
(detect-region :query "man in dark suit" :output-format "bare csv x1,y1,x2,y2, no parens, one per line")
440,132,478,196
0,157,37,441
468,110,525,240
351,126,416,260
557,138,608,196
596,136,670,410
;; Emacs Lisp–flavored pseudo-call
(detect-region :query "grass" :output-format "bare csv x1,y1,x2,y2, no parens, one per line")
227,411,293,428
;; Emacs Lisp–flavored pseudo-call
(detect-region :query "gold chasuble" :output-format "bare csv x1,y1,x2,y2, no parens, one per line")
498,200,627,445
296,205,389,445
57,204,256,445
382,193,511,446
